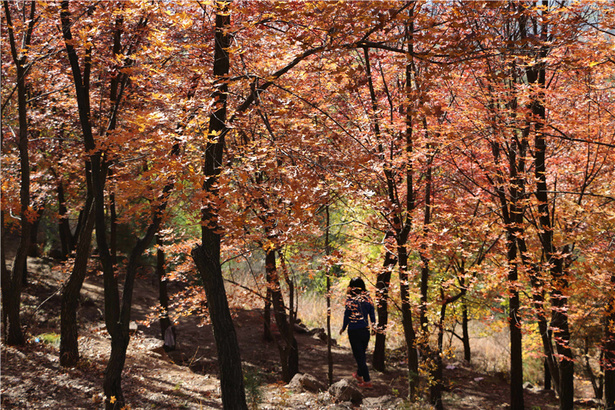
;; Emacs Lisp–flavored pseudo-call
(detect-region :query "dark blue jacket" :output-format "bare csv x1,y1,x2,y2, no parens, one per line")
342,294,375,331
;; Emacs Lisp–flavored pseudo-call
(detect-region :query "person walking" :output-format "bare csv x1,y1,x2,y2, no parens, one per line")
339,277,376,388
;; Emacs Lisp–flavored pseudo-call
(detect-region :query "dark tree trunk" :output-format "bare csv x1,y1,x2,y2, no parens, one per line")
605,279,615,410
58,180,74,259
60,3,154,407
508,268,524,410
60,198,95,367
156,235,171,339
103,330,130,409
544,358,552,391
192,245,247,409
373,231,396,372
190,3,247,408
266,248,299,383
110,192,117,264
325,205,333,385
398,245,419,399
365,44,396,374
461,300,471,363
527,34,574,408
1,0,36,346
263,271,273,342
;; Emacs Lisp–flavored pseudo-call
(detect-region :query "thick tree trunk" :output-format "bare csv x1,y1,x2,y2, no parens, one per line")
103,330,130,409
192,245,247,409
60,199,95,367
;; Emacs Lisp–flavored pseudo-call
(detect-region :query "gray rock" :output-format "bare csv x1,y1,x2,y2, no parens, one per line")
288,373,327,393
362,395,404,409
328,378,363,405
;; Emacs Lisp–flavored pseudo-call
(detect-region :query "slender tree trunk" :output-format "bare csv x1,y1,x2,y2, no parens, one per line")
325,205,333,385
156,235,171,339
373,262,393,372
461,299,471,363
263,272,273,341
527,34,574,408
363,45,397,373
2,0,36,346
266,248,299,382
398,245,419,399
110,192,118,264
507,232,524,410
58,180,74,259
60,197,95,367
605,277,615,410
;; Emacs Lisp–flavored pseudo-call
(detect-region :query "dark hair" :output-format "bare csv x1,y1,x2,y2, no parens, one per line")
348,277,366,296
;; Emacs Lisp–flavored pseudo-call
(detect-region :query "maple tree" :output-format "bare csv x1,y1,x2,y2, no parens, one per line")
2,1,615,409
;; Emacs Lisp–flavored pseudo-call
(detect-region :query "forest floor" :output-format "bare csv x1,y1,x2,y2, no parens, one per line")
0,255,599,409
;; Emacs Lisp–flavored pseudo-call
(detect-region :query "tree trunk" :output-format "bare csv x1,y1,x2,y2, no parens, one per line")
461,300,471,363
58,180,74,259
103,329,130,409
325,205,333,385
605,278,615,410
263,272,273,342
373,231,396,372
110,192,118,264
190,3,247,408
266,248,299,383
60,198,95,367
398,244,419,399
192,245,247,409
156,235,171,339
507,234,525,410
1,0,36,346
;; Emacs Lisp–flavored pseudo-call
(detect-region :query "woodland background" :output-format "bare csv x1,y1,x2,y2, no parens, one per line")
1,1,614,410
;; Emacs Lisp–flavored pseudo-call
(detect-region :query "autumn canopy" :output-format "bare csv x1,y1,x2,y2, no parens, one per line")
2,1,614,410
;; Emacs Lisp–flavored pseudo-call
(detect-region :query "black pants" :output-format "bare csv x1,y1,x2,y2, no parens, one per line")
348,327,371,382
